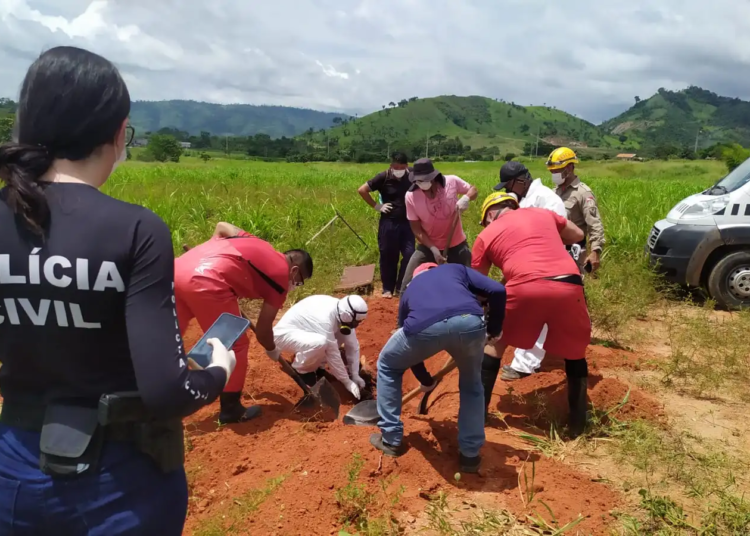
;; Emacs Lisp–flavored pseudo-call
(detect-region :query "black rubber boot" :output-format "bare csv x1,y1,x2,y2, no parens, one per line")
218,392,262,424
481,353,501,419
369,433,405,457
459,453,481,473
564,359,589,439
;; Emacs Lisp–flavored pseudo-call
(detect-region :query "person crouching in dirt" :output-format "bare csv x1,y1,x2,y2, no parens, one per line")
175,221,313,424
370,262,506,474
471,193,591,438
398,158,478,289
272,295,369,401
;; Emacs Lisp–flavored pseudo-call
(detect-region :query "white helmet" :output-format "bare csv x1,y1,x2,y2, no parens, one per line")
338,295,368,324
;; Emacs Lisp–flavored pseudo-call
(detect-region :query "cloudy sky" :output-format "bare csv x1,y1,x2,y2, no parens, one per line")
1,0,749,124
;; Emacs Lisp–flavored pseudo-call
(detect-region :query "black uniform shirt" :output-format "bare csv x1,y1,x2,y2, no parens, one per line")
0,183,226,419
366,168,412,221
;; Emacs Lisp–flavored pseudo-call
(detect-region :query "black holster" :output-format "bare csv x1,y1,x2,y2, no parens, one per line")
34,392,184,478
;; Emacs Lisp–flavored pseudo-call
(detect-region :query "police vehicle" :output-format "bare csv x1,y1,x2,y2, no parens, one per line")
647,157,750,309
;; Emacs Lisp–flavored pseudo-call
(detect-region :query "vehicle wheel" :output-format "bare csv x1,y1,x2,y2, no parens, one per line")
706,250,750,310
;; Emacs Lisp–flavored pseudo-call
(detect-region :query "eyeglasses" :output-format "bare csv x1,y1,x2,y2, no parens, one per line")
125,125,135,147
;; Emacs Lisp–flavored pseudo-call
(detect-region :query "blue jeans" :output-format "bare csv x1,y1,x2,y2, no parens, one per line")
376,313,487,457
0,424,188,535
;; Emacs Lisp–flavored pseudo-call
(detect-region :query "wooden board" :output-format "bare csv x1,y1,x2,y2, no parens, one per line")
335,264,376,291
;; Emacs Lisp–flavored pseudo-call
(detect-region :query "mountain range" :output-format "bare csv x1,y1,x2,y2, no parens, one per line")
3,87,750,154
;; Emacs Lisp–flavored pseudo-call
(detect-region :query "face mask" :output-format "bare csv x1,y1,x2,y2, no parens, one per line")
111,141,127,174
416,181,432,191
391,169,406,178
551,173,565,185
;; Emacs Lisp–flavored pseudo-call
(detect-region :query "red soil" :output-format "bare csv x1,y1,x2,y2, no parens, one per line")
182,297,663,535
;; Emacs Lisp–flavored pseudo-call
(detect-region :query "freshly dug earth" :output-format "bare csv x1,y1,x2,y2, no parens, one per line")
182,297,663,535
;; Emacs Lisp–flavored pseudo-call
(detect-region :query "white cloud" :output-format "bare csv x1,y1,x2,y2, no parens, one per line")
1,0,749,123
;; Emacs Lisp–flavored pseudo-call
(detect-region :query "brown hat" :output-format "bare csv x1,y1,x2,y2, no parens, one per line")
408,158,443,191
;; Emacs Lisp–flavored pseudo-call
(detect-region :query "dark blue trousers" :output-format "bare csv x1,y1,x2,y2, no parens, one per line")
378,218,415,293
0,424,188,535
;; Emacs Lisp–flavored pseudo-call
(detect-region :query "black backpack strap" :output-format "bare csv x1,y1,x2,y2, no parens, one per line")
224,236,286,295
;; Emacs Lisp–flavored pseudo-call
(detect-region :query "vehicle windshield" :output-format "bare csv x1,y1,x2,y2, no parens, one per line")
707,157,750,195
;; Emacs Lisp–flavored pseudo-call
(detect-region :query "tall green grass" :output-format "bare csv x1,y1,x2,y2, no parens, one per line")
104,158,725,310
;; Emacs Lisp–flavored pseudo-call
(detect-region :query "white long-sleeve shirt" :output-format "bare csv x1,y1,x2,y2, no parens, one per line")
273,295,360,386
520,179,566,217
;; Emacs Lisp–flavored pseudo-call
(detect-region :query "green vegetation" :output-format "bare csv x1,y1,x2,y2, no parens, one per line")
192,475,287,536
602,86,750,157
128,100,348,138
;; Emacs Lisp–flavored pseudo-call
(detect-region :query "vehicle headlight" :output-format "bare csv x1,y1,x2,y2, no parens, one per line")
678,196,730,220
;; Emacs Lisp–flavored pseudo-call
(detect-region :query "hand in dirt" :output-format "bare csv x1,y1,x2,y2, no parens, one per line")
347,380,362,400
353,376,366,390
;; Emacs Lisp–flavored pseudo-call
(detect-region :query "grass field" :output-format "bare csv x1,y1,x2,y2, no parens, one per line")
106,157,750,535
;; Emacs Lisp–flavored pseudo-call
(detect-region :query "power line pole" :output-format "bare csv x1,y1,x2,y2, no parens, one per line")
426,135,429,158
694,128,701,154
534,125,540,158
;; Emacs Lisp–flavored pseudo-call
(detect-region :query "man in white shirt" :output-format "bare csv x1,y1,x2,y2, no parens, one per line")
273,295,368,400
492,161,567,381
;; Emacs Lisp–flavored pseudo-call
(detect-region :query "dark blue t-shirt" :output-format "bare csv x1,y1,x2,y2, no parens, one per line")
397,264,506,337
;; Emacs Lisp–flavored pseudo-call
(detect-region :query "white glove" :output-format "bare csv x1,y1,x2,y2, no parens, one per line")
347,380,362,400
429,246,447,264
419,381,437,393
353,375,366,389
265,346,281,362
206,338,237,387
374,203,393,214
456,195,470,213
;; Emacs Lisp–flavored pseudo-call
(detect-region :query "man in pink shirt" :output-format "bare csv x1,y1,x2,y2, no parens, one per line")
400,158,478,288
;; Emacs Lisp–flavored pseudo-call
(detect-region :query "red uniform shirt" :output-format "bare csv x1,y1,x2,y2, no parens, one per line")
471,207,578,286
175,231,289,308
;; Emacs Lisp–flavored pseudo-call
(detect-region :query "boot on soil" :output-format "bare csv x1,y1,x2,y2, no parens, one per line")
481,353,501,420
218,392,262,424
459,453,481,474
369,433,405,457
566,376,589,439
500,365,531,381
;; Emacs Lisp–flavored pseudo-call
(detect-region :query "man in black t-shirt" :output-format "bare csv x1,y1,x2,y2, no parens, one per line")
357,152,415,298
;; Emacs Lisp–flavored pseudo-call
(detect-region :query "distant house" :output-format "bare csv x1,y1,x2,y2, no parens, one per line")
132,138,149,147
616,153,636,160
179,141,192,149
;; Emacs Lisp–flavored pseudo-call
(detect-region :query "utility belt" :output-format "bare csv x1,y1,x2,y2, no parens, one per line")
0,392,184,478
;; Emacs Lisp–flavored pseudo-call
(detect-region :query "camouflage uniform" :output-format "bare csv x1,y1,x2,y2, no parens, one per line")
555,177,605,273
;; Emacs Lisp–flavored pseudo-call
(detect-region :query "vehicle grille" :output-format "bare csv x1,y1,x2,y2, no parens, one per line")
648,226,661,251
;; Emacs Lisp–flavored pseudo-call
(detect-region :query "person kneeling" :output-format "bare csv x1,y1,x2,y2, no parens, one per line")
369,263,506,474
273,295,368,401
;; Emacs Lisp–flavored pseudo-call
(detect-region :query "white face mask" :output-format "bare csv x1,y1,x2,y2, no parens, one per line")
391,169,406,178
416,181,432,191
551,173,565,185
111,141,127,174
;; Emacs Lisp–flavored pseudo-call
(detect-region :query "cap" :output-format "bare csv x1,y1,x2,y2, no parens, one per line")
413,262,438,279
338,295,368,324
493,161,530,191
408,158,441,190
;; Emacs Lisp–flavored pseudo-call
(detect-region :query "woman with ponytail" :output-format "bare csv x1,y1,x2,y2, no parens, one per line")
0,46,234,535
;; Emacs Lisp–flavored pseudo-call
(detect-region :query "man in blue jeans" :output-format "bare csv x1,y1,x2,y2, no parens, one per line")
370,262,506,473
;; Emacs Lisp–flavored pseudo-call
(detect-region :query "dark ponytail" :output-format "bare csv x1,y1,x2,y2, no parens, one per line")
0,142,53,236
1,45,130,237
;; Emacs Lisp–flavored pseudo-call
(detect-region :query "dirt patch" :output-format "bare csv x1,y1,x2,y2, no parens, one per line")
182,297,641,535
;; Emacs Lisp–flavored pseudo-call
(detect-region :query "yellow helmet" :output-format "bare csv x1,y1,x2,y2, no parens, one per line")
480,192,518,224
546,147,579,171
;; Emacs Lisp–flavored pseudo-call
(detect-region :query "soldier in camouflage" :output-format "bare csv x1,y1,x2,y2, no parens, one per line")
547,147,605,274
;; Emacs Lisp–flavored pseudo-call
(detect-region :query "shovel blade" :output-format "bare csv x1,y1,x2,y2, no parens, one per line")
311,377,341,419
343,399,380,426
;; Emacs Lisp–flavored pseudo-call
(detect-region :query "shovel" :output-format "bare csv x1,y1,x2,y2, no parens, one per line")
343,356,458,426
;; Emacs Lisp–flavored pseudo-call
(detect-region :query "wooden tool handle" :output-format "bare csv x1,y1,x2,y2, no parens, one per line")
443,211,461,259
402,356,456,405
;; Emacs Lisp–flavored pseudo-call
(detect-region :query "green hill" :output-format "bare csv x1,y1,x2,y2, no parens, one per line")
129,100,350,138
305,95,619,159
600,86,750,151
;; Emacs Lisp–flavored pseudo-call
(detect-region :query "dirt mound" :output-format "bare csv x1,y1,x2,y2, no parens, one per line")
181,297,655,535
590,377,665,422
